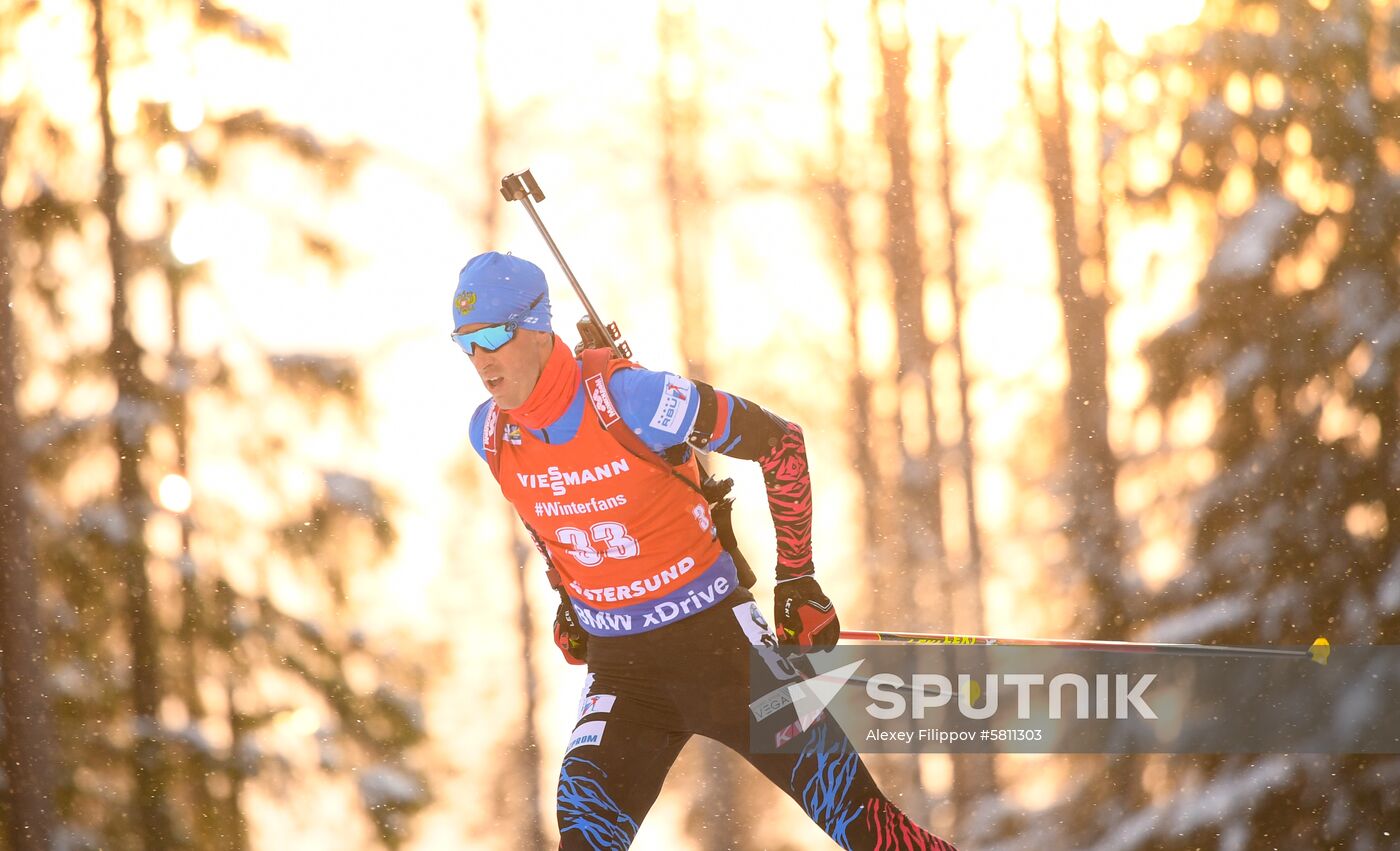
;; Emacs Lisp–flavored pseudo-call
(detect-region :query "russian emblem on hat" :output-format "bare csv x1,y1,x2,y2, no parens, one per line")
456,291,477,316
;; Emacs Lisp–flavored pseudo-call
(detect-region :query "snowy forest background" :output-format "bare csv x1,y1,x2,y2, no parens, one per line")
2,0,1399,848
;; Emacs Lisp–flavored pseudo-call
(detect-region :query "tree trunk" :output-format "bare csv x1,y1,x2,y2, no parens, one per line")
819,18,882,568
933,30,998,825
873,0,944,815
0,111,59,851
1022,4,1138,821
471,0,502,251
509,528,550,849
933,33,987,643
90,1,172,845
657,8,753,847
658,0,712,382
165,255,226,847
218,581,250,851
1346,5,1400,644
1034,4,1125,640
472,3,548,845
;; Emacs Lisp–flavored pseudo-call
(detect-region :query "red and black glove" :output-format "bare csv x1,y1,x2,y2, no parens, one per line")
553,598,589,665
774,575,840,648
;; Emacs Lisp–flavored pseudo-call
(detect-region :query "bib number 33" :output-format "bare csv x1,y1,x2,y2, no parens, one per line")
557,522,639,567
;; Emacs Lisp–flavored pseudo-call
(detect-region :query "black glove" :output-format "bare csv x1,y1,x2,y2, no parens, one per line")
553,598,589,665
774,576,840,648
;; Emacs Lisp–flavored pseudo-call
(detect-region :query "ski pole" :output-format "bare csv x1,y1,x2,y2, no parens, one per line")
499,170,630,359
840,630,1331,666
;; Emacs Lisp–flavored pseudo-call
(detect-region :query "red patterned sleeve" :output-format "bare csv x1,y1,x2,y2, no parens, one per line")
756,421,814,581
698,390,816,580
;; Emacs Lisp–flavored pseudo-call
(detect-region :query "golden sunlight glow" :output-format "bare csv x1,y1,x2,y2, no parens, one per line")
156,141,186,175
1328,182,1355,214
1345,501,1386,541
1225,72,1253,115
1293,253,1326,291
963,285,1063,379
1179,142,1204,177
171,207,215,265
999,753,1069,810
1256,73,1285,110
1131,70,1162,105
1128,137,1171,194
947,28,1024,147
1284,159,1328,215
1314,215,1342,255
1218,165,1256,216
1063,0,1207,53
1242,3,1281,35
170,97,205,132
1346,342,1373,378
1285,123,1312,157
1233,127,1258,165
873,0,908,45
0,61,22,107
1166,65,1195,98
1380,138,1400,172
157,473,193,513
1102,81,1128,117
275,705,322,737
1358,414,1381,456
1318,394,1363,443
1169,390,1217,447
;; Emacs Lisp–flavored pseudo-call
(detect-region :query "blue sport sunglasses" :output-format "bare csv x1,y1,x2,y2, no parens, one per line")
451,293,544,355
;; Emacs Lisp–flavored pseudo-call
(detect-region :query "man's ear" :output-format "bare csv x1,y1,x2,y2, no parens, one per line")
526,329,556,357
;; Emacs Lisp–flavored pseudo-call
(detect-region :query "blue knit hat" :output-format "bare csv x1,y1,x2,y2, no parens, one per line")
451,252,552,332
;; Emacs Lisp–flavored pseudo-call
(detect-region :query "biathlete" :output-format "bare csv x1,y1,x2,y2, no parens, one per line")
455,251,959,851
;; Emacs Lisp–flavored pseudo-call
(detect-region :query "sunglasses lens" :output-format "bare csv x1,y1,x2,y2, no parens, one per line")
453,324,515,355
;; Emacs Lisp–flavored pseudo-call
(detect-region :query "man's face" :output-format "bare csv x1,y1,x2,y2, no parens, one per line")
460,325,553,409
